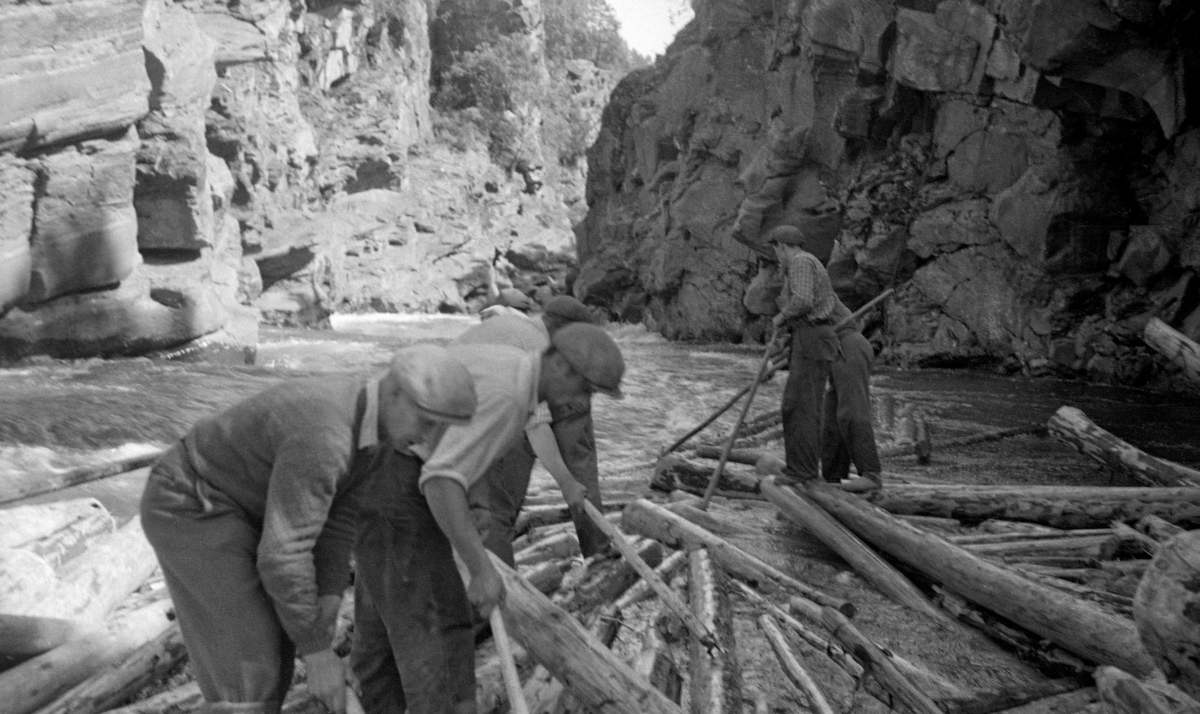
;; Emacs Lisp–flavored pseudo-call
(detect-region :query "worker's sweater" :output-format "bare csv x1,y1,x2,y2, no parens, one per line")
182,375,380,655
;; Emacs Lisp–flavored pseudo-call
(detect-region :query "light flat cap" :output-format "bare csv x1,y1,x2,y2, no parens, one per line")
496,288,536,312
543,295,594,325
550,323,625,399
766,224,806,247
389,344,477,424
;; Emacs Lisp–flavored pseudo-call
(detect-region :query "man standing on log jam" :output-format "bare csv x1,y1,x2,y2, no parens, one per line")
140,345,478,714
351,321,625,714
455,295,622,565
770,224,840,486
824,297,884,493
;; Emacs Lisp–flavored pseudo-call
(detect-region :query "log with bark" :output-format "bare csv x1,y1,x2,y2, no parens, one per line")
102,681,202,714
665,502,759,537
948,529,1111,546
22,508,117,569
1098,523,1159,561
0,455,158,506
1094,665,1200,714
512,512,621,553
761,476,951,625
0,613,89,660
1144,317,1200,384
805,483,1157,676
38,624,187,714
1133,529,1200,701
878,425,1045,459
554,538,663,615
23,516,159,624
963,534,1112,559
687,549,740,714
0,499,113,550
1047,406,1200,487
651,457,762,498
990,688,1099,714
490,553,685,714
515,532,580,567
632,617,682,705
871,484,1200,529
514,503,628,537
757,614,836,714
0,599,175,714
1135,515,1184,543
0,548,57,614
622,499,853,614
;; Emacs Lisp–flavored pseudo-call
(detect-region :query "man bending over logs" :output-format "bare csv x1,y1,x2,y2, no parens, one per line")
140,345,478,714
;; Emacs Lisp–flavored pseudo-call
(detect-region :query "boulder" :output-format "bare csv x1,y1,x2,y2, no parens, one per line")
135,0,218,251
888,8,982,94
0,0,150,152
908,199,999,258
1111,226,1173,287
27,128,142,305
0,156,35,312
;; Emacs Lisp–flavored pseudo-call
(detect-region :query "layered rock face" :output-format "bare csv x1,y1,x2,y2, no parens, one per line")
578,0,1200,387
1,0,582,357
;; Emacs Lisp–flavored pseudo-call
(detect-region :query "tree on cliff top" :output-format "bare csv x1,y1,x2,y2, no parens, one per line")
544,0,649,72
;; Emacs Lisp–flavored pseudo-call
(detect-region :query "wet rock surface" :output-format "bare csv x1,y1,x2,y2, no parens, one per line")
578,0,1200,389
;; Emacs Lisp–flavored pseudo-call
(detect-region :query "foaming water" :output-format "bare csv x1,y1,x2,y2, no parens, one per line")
1,316,1197,516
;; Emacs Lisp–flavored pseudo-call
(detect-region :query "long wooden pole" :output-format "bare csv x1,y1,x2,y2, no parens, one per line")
453,552,529,714
660,288,895,458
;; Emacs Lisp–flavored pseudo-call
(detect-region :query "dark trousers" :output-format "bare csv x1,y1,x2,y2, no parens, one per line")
822,331,882,482
351,451,475,714
141,444,295,714
481,433,610,566
781,323,839,481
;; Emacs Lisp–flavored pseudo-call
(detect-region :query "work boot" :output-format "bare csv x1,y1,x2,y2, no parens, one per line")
841,473,882,494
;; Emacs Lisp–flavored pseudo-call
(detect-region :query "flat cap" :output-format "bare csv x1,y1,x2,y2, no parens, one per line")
543,296,594,325
766,225,806,247
550,323,625,399
389,344,477,424
496,288,536,312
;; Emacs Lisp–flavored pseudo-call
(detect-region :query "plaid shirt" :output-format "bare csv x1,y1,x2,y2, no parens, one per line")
778,245,836,325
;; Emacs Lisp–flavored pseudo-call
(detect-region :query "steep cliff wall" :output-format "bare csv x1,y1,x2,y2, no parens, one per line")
577,0,1200,387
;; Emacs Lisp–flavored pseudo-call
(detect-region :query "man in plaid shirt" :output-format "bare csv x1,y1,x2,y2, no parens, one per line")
769,224,840,484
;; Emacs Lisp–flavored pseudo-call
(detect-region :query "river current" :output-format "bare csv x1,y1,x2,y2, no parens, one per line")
1,315,1198,520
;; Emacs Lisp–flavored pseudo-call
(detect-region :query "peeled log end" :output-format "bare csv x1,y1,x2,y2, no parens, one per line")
1134,531,1200,701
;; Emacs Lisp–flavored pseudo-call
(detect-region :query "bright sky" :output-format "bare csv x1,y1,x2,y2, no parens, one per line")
607,0,693,57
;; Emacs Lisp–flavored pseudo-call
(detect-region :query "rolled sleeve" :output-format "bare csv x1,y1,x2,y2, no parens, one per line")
419,394,529,494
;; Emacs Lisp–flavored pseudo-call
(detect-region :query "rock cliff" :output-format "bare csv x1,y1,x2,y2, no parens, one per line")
577,0,1200,387
0,0,594,360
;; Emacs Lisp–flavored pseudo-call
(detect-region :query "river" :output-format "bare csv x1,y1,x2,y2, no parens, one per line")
1,315,1198,521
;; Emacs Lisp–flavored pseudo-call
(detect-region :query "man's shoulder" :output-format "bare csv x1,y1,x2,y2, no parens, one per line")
454,314,550,352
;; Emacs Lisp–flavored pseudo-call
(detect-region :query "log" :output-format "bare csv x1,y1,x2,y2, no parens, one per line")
102,681,202,714
477,637,533,714
622,499,853,614
757,614,836,714
1094,665,1200,714
23,509,117,569
512,512,621,553
665,502,759,537
38,624,187,714
581,502,715,648
1135,515,1184,543
948,529,1112,546
1098,523,1159,560
687,549,738,714
0,599,174,714
632,619,682,705
651,457,761,497
490,553,685,714
963,534,1111,558
612,549,689,613
554,538,663,615
1048,406,1200,487
990,688,1098,714
523,558,571,595
0,455,159,506
977,520,1062,536
806,482,1157,675
0,614,88,659
514,503,628,537
0,548,56,614
524,596,626,714
0,499,111,550
871,484,1200,529
1144,317,1200,384
515,532,580,567
878,425,1045,459
692,445,772,467
762,476,951,624
1133,530,1200,701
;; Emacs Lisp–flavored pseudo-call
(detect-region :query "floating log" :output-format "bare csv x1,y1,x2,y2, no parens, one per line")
1144,317,1200,384
1098,523,1159,561
632,619,682,705
525,589,628,714
651,457,761,497
514,532,580,567
0,548,56,614
38,624,187,714
1094,665,1200,714
554,538,663,615
0,614,88,659
990,688,1099,714
976,520,1062,536
0,499,112,549
0,456,158,507
806,482,1157,676
0,599,174,714
1133,530,1200,701
611,550,689,613
948,529,1112,546
512,512,621,553
665,502,759,537
522,558,571,595
1048,406,1200,487
23,517,159,624
757,614,836,714
879,425,1045,459
687,549,739,714
762,476,950,625
692,446,769,467
491,553,684,714
622,499,853,614
514,503,628,537
963,534,1111,559
102,681,202,714
23,509,117,570
871,484,1200,529
1135,514,1184,543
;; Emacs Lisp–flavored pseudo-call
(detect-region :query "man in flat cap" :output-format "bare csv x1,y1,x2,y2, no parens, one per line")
823,298,883,493
769,224,840,485
141,345,478,714
454,299,619,564
352,322,625,714
480,287,538,321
